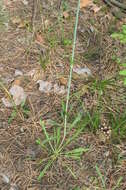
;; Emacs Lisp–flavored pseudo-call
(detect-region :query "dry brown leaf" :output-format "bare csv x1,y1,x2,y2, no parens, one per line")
13,79,22,86
44,19,50,29
9,85,27,106
11,17,26,28
80,0,101,13
90,3,101,13
80,0,92,9
18,20,25,28
59,77,67,86
35,33,44,44
63,11,69,19
32,69,44,82
3,0,12,7
11,17,22,25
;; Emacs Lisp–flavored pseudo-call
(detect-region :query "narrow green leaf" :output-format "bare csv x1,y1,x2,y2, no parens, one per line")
112,176,123,190
38,160,53,180
65,147,89,155
40,119,54,152
56,127,61,147
64,147,89,160
123,78,126,85
69,113,82,130
36,138,52,152
121,63,126,67
120,38,126,43
63,117,90,148
122,25,126,34
119,70,126,76
64,154,81,160
8,109,17,124
53,127,57,148
95,165,106,189
111,33,122,39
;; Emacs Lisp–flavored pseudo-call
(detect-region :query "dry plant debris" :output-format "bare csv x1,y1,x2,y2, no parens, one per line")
0,0,126,189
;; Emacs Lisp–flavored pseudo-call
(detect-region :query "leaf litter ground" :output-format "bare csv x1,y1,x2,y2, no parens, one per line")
0,0,126,189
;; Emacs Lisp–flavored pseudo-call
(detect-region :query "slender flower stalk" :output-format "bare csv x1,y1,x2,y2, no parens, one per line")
60,0,80,148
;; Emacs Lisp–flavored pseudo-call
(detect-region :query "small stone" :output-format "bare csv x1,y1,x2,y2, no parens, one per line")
37,80,52,93
15,70,23,77
0,173,10,184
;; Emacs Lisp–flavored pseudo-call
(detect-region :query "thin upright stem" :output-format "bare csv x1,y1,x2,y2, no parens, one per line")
59,0,80,148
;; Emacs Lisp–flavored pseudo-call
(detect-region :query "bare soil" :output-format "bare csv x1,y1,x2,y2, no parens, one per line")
0,0,126,189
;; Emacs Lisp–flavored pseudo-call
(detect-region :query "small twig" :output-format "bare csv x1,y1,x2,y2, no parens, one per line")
104,0,126,10
31,0,35,28
31,0,38,38
57,0,62,9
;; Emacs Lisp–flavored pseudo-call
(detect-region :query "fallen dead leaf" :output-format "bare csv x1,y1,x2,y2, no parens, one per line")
2,85,27,107
10,183,19,190
73,66,92,76
3,0,12,7
44,19,50,29
90,3,101,13
18,20,25,28
59,77,67,86
15,70,23,77
37,80,66,94
80,0,101,13
54,84,66,95
32,69,44,82
22,0,28,5
9,85,27,106
80,0,92,9
35,33,45,44
37,80,52,93
11,17,26,28
13,79,22,86
2,97,13,108
73,66,92,80
11,17,22,25
0,173,10,184
26,69,36,78
63,11,69,19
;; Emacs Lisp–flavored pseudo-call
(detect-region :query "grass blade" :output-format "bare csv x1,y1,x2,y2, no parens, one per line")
64,147,89,159
38,159,53,180
112,176,123,190
40,119,54,152
95,164,106,189
56,127,61,147
69,113,82,130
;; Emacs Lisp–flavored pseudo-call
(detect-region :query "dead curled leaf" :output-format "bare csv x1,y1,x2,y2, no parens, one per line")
37,80,66,95
11,17,22,25
1,97,13,108
59,77,67,86
80,0,101,13
11,17,25,28
2,85,27,107
53,84,66,95
63,11,69,19
32,69,44,82
13,79,22,86
35,33,45,44
9,85,27,106
37,80,52,93
80,0,92,9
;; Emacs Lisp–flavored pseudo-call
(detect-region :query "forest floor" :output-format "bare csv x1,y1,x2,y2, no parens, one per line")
0,0,126,189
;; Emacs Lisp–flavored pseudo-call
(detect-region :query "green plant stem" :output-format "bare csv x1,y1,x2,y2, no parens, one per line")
59,0,80,148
